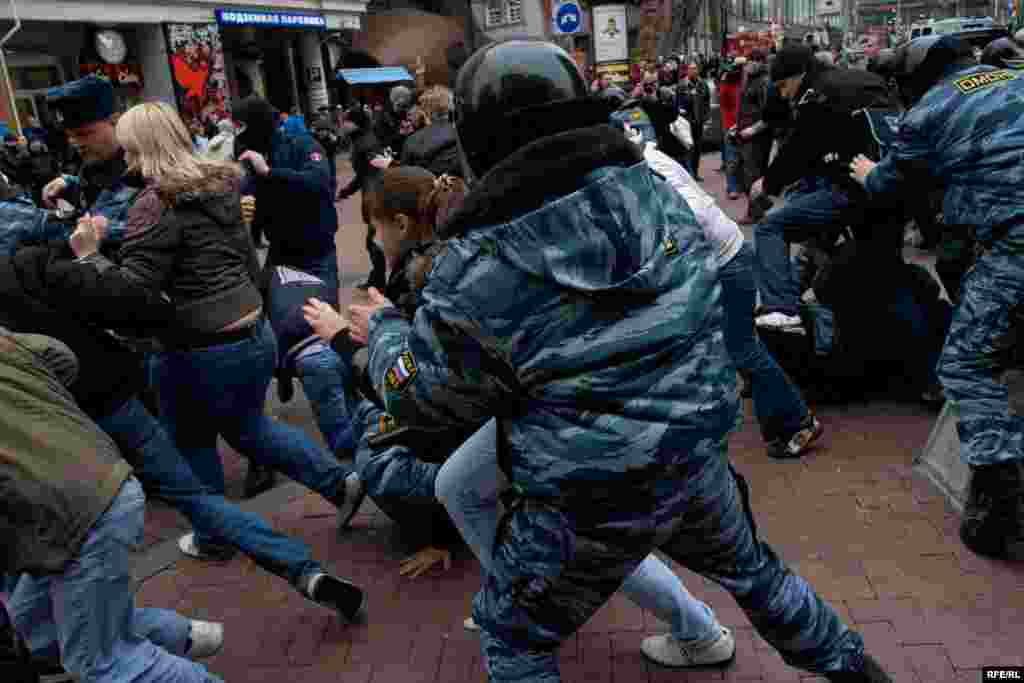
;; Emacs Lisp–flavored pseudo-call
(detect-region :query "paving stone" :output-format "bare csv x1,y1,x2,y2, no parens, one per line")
903,644,958,683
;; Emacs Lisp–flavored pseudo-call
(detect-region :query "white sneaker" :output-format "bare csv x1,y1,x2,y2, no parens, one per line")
463,616,481,632
755,312,806,334
641,627,735,668
186,620,224,660
336,472,366,532
177,533,235,562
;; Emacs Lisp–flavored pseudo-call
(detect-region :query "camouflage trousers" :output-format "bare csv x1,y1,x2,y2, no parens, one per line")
938,222,1024,467
473,444,864,682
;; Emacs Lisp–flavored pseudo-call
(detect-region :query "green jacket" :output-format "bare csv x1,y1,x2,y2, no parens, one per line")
0,328,132,575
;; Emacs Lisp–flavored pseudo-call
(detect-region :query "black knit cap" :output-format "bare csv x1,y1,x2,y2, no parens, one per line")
770,45,814,82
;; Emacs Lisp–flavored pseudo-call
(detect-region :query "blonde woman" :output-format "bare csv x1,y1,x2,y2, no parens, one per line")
49,102,367,621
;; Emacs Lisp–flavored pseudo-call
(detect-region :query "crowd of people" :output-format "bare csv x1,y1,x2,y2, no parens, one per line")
1,27,1022,683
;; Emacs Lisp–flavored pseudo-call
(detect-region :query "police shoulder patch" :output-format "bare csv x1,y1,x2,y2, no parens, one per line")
384,351,418,393
663,236,679,257
952,70,1016,95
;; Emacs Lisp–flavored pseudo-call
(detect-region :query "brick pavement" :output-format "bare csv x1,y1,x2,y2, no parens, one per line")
131,157,1024,682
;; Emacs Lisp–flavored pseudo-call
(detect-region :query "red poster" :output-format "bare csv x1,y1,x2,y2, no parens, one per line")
165,24,230,130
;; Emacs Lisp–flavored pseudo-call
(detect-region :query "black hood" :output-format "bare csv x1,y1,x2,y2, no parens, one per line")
233,96,277,156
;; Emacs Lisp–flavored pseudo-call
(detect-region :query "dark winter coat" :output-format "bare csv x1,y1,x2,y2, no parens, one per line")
251,130,338,274
0,245,150,420
763,66,894,195
399,121,460,178
39,168,262,341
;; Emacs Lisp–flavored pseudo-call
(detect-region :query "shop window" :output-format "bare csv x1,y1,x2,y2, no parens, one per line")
485,0,523,27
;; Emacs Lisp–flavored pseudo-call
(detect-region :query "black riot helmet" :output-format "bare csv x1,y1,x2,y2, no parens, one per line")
891,35,977,106
454,39,607,181
980,37,1024,70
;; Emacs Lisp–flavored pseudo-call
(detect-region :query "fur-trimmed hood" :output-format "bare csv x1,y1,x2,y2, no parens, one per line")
441,124,642,239
150,165,244,228
154,164,242,207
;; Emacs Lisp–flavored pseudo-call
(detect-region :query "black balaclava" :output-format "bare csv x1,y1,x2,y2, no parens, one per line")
233,95,278,156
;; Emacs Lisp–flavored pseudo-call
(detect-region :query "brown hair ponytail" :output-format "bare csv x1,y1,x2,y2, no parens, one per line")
363,167,467,242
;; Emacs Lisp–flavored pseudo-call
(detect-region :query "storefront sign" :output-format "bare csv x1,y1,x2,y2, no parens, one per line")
79,63,145,87
215,10,327,29
593,5,628,63
594,61,630,85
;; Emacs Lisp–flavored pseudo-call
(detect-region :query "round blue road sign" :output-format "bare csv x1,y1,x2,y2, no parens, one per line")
555,1,581,34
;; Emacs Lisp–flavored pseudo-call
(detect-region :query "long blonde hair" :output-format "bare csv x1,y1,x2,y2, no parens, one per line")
116,102,240,187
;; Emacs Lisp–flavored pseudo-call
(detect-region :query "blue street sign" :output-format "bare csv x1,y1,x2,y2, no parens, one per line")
554,1,582,34
215,10,327,29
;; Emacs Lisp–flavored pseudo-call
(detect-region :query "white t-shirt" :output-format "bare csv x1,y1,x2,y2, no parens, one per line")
641,142,744,267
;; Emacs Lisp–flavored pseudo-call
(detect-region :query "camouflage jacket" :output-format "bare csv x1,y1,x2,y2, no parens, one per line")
866,65,1024,246
62,155,139,247
364,125,738,522
0,194,71,257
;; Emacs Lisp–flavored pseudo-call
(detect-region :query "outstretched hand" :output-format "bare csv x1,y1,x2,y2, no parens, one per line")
302,298,350,343
848,155,876,187
399,546,452,579
348,287,394,346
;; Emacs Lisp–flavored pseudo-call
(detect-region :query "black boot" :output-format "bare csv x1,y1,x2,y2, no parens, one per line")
961,459,1024,561
825,652,892,683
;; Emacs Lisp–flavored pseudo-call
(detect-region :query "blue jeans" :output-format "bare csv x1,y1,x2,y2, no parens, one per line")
156,320,348,548
4,478,220,682
754,180,861,316
722,139,739,195
721,243,810,440
97,397,321,586
435,419,720,645
295,343,357,457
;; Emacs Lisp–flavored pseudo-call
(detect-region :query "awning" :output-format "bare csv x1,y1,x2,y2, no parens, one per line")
336,67,414,85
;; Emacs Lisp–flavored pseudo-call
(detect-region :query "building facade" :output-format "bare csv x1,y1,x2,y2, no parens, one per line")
1,0,368,132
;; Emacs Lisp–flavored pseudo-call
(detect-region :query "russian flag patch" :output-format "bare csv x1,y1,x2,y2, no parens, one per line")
385,351,418,393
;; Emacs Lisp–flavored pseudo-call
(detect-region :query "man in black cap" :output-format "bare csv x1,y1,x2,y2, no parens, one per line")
233,95,339,294
748,45,895,336
39,76,136,251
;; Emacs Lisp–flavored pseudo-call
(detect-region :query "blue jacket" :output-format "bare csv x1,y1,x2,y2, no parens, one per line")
0,194,70,256
253,130,337,272
63,157,139,248
866,65,1024,245
363,125,738,525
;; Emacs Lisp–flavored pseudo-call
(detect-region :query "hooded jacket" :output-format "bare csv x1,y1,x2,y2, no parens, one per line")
764,65,893,196
236,97,337,273
363,124,738,525
0,329,132,575
39,167,262,340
